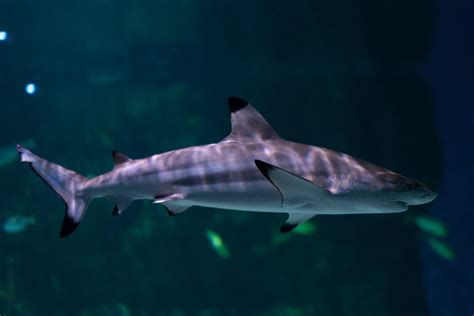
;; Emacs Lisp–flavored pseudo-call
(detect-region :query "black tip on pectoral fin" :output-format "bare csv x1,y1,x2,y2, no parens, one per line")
112,205,120,216
60,214,80,238
228,96,248,113
280,223,298,233
163,205,176,216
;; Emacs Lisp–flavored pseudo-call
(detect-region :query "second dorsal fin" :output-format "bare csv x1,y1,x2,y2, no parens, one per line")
112,150,132,168
221,97,280,143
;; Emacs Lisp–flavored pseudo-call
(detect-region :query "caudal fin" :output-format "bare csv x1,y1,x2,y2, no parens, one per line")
17,144,91,237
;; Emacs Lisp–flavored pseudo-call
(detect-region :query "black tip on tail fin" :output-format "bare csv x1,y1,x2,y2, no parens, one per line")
228,97,248,113
26,164,81,238
60,214,80,238
59,198,88,237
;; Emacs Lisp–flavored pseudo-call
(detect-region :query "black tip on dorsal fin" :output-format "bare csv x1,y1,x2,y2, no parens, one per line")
228,96,248,113
60,213,80,238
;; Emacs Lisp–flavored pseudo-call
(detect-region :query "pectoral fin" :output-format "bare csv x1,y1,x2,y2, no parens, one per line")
281,213,316,233
162,203,191,216
255,160,330,209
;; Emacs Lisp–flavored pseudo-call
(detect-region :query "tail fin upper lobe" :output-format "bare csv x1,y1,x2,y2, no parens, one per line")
17,144,90,237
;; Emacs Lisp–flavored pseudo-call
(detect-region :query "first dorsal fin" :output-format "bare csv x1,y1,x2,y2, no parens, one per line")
221,97,280,143
112,150,132,167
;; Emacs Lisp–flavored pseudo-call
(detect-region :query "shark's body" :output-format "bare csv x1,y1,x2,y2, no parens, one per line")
17,97,437,237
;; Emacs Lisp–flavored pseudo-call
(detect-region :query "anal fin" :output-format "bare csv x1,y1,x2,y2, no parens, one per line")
281,213,316,233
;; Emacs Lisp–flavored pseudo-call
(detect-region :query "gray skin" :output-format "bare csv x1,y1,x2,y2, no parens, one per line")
17,97,437,237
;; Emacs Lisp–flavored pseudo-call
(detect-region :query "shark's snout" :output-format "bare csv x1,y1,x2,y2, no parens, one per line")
380,174,437,206
421,189,437,203
403,183,437,205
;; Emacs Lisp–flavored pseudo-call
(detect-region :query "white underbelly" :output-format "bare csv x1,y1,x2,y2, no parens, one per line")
179,180,404,215
180,180,287,213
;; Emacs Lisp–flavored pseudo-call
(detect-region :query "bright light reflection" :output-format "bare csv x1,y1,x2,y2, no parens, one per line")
0,31,7,41
25,83,36,95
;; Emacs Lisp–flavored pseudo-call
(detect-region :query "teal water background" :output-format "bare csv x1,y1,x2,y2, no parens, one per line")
0,1,472,315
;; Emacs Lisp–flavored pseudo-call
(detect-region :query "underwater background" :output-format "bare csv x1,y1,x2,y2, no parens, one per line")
0,1,472,315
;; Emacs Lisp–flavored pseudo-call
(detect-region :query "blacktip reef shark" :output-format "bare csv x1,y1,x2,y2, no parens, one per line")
16,97,437,237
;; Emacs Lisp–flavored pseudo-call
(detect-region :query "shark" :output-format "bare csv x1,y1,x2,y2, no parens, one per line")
16,97,437,237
